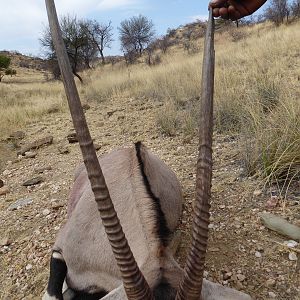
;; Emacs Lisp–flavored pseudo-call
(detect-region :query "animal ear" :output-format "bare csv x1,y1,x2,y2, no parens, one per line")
45,1,153,299
176,7,215,300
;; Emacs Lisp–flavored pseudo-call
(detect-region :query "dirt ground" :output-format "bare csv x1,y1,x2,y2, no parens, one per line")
0,96,299,300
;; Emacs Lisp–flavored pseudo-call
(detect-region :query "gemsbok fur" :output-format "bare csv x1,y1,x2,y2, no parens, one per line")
43,1,253,299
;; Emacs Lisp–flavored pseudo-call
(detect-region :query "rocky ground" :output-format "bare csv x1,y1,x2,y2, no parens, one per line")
0,96,299,300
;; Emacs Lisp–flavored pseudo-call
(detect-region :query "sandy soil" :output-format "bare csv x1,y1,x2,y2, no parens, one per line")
0,96,299,300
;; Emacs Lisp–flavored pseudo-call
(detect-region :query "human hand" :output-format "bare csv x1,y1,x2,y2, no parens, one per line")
209,0,267,20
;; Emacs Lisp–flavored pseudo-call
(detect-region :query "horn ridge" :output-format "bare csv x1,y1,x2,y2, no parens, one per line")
45,1,153,299
176,7,215,300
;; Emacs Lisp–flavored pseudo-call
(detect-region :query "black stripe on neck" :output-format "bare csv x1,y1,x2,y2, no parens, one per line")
135,142,171,246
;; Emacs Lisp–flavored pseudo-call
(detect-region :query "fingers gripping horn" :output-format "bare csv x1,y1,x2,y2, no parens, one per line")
45,1,153,299
176,8,215,300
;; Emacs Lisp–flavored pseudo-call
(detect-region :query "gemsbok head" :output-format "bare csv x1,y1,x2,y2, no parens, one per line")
43,1,252,299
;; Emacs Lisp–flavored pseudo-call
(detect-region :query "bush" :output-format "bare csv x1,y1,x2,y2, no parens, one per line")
240,97,300,184
156,102,179,136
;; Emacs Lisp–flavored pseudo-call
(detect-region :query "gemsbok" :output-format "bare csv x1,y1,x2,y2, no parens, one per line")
43,1,252,299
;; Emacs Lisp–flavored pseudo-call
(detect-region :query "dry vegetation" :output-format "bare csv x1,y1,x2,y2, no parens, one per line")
79,21,300,186
0,20,300,300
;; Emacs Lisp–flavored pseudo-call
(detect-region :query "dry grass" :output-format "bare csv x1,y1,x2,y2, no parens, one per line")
1,20,299,185
0,82,66,139
84,21,300,185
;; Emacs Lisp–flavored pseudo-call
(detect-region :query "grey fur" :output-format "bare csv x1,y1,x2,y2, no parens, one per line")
44,144,252,299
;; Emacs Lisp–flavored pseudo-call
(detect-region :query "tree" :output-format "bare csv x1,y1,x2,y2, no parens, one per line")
41,16,112,81
264,0,290,25
0,55,16,82
84,20,113,64
119,15,155,57
291,0,300,18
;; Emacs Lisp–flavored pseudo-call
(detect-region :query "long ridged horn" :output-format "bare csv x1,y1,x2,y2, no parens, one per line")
45,1,153,299
176,8,215,300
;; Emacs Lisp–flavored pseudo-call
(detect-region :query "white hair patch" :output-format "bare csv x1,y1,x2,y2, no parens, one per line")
42,292,60,300
52,251,64,260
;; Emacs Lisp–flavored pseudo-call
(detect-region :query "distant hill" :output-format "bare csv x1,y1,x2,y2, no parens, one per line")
0,50,48,72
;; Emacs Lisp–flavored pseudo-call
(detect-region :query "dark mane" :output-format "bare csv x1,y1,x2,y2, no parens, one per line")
135,142,171,246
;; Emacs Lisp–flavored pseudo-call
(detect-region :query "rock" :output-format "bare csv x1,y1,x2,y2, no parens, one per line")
255,251,262,258
25,264,33,271
58,145,70,154
94,143,101,151
67,132,78,143
51,202,64,210
82,103,91,111
266,279,276,287
0,186,9,196
34,166,52,174
18,136,53,155
24,151,37,159
237,274,246,282
284,240,298,248
260,213,300,240
2,170,10,176
223,272,232,280
253,189,263,196
268,291,276,298
210,247,220,252
42,209,51,216
7,131,25,141
0,179,4,188
288,252,297,261
0,237,11,246
22,177,44,187
7,198,33,211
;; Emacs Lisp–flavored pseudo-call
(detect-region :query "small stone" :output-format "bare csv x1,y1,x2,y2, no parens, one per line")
237,274,246,282
235,281,244,289
58,145,70,154
268,291,276,298
288,252,298,261
94,143,101,151
67,132,78,143
0,237,11,246
284,240,298,248
25,264,33,271
35,166,52,174
0,179,4,188
223,272,232,280
253,189,262,196
7,131,25,140
24,151,37,159
42,209,51,216
22,176,44,186
208,224,215,229
210,247,220,252
7,198,33,211
2,170,10,176
51,202,64,209
82,103,91,111
18,136,53,155
0,186,10,196
266,279,276,287
255,251,262,258
219,205,226,209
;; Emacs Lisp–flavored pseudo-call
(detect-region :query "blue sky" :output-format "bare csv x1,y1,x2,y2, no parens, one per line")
0,0,267,57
